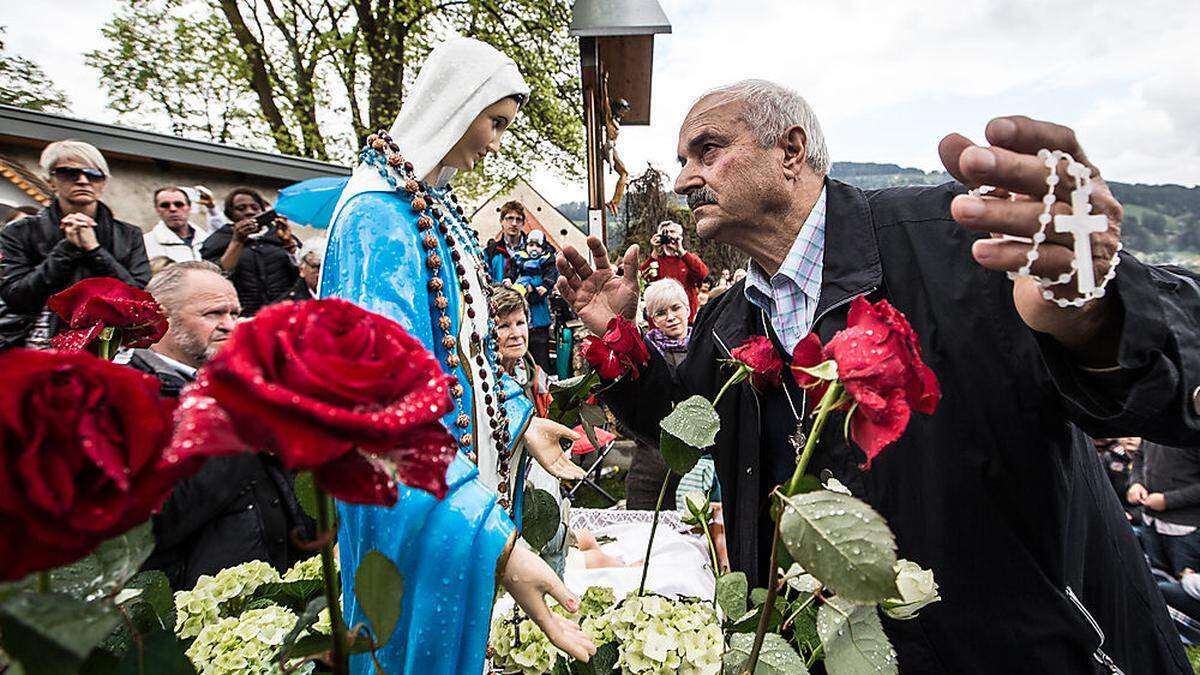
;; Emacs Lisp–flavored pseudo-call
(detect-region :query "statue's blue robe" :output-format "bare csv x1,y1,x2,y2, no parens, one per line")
319,188,532,674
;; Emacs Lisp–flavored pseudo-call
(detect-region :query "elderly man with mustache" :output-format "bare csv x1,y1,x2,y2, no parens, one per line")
557,79,1200,673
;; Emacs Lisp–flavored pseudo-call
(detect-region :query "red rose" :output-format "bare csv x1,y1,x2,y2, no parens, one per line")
582,316,651,381
790,297,940,468
48,278,168,352
825,297,940,467
0,349,193,580
172,299,457,506
730,335,784,390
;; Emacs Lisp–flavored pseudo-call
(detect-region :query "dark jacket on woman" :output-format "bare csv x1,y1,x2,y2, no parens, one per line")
200,225,299,317
0,201,150,347
129,349,315,589
603,178,1200,673
1131,441,1200,527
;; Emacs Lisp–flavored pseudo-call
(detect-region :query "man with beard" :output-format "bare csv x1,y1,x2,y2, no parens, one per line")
131,261,314,589
557,79,1200,672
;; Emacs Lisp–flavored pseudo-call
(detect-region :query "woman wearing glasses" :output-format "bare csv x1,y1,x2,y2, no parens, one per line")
0,140,150,349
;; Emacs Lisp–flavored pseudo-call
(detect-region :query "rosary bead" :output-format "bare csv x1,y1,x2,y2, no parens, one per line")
459,433,472,447
497,481,508,494
434,294,449,310
366,133,380,145
451,384,465,398
450,250,462,262
446,235,456,246
426,253,442,270
411,196,427,212
388,142,400,152
446,354,460,368
438,315,453,331
387,154,404,167
404,161,414,172
467,308,476,319
371,139,387,151
442,335,457,350
404,179,420,194
456,264,467,277
423,234,438,250
417,215,433,230
463,292,473,303
427,277,443,292
455,414,470,429
431,207,442,218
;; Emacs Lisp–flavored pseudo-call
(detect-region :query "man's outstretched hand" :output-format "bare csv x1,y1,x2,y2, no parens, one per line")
555,237,641,335
939,115,1123,366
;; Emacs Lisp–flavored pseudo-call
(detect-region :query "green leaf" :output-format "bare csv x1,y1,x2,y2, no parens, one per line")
354,550,403,648
115,628,196,675
521,487,561,552
283,632,375,660
126,571,174,632
568,641,618,674
99,571,177,658
294,471,321,521
578,403,605,454
659,395,720,450
547,372,601,427
794,359,838,381
659,429,703,476
715,571,748,620
791,600,822,657
723,632,810,675
281,595,328,655
779,491,899,603
782,564,821,595
252,580,325,613
0,591,122,675
817,596,898,675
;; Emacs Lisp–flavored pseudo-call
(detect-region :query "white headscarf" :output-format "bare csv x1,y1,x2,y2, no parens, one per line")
331,37,531,219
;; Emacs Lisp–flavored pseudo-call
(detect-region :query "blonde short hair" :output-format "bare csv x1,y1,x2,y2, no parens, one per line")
643,278,688,316
39,140,110,177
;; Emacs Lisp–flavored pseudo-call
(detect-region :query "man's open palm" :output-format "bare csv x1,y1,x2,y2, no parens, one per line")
555,237,641,334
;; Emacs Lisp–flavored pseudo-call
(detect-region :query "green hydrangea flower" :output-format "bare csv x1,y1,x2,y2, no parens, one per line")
174,561,282,639
185,606,308,675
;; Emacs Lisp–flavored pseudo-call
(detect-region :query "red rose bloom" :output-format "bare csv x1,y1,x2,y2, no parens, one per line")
582,316,651,381
791,333,835,406
0,349,193,580
730,335,784,390
48,278,168,352
173,299,457,506
791,297,940,468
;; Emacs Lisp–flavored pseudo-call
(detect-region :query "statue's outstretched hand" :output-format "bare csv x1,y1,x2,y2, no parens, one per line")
523,417,586,481
555,237,640,335
939,116,1123,365
502,545,597,662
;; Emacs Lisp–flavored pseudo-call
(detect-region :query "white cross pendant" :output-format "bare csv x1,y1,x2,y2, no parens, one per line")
1053,184,1108,293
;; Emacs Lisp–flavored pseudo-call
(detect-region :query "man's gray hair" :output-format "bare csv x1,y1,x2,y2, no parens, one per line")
702,79,830,176
146,260,224,314
40,140,111,177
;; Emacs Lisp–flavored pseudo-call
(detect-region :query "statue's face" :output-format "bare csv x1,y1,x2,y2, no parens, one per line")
443,97,520,173
673,96,790,243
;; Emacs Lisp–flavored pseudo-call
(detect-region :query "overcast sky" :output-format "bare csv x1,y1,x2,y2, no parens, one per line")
6,0,1198,204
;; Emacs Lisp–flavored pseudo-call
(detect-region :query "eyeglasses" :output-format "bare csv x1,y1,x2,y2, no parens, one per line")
502,216,525,223
51,167,106,181
157,201,187,209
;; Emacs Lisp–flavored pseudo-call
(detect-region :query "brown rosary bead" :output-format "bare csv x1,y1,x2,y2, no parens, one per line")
450,384,465,398
498,498,510,510
427,277,443,292
387,154,404,167
423,234,438,250
404,161,413,172
446,354,460,368
438,315,453,331
411,196,427,212
371,138,387,151
417,215,433,231
497,481,508,494
366,133,380,145
462,292,473,303
431,207,442,218
404,179,420,194
426,253,442,270
450,250,462,262
458,433,472,447
442,335,457,350
455,414,470,429
467,308,476,319
434,294,449,310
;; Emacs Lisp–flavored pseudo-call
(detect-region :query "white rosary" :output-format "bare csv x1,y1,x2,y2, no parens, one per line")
970,149,1121,308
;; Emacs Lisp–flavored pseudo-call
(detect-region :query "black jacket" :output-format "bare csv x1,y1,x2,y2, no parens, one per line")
129,349,315,589
276,276,315,304
0,201,150,347
605,178,1200,673
200,225,299,317
1131,441,1200,527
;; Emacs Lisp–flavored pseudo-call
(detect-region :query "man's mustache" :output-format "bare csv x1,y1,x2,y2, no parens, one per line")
686,187,718,211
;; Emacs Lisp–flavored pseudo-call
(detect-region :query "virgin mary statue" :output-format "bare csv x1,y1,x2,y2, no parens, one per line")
319,38,595,674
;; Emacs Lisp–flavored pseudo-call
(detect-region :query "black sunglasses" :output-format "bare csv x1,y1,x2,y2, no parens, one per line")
158,201,187,209
52,167,106,181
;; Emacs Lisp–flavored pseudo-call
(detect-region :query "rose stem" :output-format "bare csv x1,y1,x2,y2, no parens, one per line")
637,472,672,597
316,488,349,674
744,509,783,674
36,571,49,593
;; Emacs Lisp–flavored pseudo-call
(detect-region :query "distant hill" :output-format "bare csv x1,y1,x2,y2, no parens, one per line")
555,162,1200,268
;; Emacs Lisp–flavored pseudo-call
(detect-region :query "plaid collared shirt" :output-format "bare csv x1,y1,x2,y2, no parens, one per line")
744,187,827,353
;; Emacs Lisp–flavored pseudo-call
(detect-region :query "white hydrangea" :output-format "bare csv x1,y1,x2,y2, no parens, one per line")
282,555,328,583
175,561,282,639
185,606,308,675
607,593,722,675
490,586,616,674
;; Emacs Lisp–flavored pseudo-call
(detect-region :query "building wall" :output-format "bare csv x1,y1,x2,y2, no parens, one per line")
0,142,323,244
470,179,587,253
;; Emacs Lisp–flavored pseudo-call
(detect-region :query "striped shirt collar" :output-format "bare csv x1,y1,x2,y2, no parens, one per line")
745,187,826,306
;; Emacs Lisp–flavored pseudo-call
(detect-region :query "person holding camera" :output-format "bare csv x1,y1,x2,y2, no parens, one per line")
640,220,708,322
200,187,301,316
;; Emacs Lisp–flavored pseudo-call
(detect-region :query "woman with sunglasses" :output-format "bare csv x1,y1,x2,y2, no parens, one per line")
0,140,150,349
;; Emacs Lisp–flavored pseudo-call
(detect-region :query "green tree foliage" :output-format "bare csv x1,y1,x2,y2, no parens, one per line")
88,0,583,197
0,26,70,112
